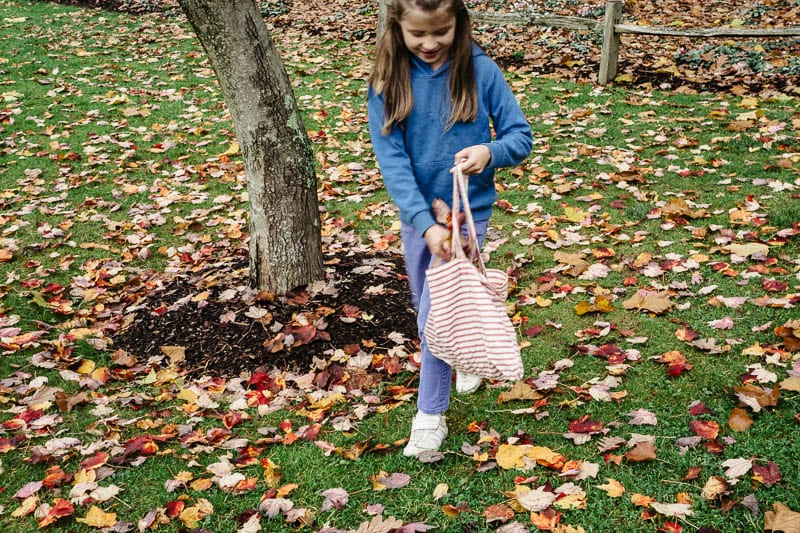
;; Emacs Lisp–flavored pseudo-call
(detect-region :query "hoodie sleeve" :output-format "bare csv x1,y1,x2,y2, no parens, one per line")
367,87,438,235
479,57,533,170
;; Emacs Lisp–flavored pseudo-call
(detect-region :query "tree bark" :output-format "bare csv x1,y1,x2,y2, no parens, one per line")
178,0,324,293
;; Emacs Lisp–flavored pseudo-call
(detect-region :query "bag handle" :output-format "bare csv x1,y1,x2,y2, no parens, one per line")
449,164,488,276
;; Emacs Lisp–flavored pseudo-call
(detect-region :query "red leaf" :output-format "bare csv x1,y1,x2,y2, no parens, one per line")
752,461,782,485
166,500,185,519
569,414,604,434
37,498,74,528
223,411,245,429
690,419,720,440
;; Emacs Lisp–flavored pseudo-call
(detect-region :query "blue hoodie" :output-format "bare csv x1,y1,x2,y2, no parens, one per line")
368,43,532,236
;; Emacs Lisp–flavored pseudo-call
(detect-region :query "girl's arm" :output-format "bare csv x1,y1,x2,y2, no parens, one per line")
367,88,439,237
479,58,533,170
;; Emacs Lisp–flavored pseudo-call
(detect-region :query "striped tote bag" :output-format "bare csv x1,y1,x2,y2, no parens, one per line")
424,166,524,382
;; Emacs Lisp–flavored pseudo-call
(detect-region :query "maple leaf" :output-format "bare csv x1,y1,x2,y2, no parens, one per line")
352,515,404,533
700,476,730,501
753,462,783,486
373,472,411,490
75,504,116,528
650,502,694,518
320,487,349,512
483,503,515,523
727,408,754,432
596,478,626,497
626,408,658,426
497,380,543,403
38,498,75,528
517,486,558,512
623,290,674,314
625,441,657,463
764,502,800,532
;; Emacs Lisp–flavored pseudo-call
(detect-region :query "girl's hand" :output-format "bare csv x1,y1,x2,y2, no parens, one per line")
454,144,491,175
423,224,452,261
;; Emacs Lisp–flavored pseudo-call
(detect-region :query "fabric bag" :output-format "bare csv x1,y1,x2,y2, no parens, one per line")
424,165,524,382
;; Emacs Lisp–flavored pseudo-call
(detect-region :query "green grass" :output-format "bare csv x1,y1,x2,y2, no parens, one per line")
1,1,799,532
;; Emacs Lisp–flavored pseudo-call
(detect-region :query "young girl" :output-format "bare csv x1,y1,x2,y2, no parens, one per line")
367,0,532,457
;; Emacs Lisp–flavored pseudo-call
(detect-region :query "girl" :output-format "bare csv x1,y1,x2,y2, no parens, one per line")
367,0,532,457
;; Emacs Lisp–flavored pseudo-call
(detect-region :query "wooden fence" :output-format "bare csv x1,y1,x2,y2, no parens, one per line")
376,0,800,85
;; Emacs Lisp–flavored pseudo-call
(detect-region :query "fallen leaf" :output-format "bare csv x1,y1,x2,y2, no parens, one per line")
625,441,657,463
75,505,117,528
516,486,557,512
596,478,626,497
483,503,515,523
727,408,754,432
764,502,800,532
321,487,349,511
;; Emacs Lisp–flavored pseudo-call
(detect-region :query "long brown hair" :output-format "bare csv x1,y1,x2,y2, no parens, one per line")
369,0,477,135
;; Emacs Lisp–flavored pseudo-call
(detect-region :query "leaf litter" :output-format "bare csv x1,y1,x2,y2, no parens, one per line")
1,0,800,531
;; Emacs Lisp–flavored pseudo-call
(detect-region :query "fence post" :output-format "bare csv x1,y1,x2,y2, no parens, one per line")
598,0,623,84
377,0,391,44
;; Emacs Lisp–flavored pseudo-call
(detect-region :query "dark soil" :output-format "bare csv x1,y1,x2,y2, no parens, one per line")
112,248,420,377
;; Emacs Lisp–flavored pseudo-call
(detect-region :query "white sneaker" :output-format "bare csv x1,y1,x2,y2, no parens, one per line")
403,411,447,457
455,370,482,394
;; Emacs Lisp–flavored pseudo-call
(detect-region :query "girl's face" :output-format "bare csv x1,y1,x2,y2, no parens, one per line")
399,6,456,71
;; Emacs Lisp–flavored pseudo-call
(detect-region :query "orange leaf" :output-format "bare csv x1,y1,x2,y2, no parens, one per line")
728,408,754,432
483,503,515,523
38,498,74,528
690,419,720,440
631,493,656,507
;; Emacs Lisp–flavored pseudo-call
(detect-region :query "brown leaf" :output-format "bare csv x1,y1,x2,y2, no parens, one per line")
727,408,754,432
622,291,673,314
498,381,543,403
764,502,800,532
625,441,657,463
483,503,515,523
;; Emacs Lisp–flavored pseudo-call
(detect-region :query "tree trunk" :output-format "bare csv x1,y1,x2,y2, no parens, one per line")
178,0,324,293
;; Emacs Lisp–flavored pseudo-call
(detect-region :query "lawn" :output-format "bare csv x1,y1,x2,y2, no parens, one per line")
0,1,799,532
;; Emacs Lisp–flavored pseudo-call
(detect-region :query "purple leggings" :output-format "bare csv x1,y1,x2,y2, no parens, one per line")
400,220,489,415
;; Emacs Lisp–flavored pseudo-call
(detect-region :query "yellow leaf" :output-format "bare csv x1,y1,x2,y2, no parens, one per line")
764,502,800,532
179,499,213,529
496,444,527,469
739,96,759,109
725,243,769,258
11,495,38,518
222,141,240,155
622,291,673,314
535,295,552,308
76,506,117,528
177,388,198,403
631,493,656,507
161,345,186,365
597,478,626,497
76,359,96,375
780,376,800,392
574,301,595,316
564,206,588,223
433,483,449,500
615,73,634,83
